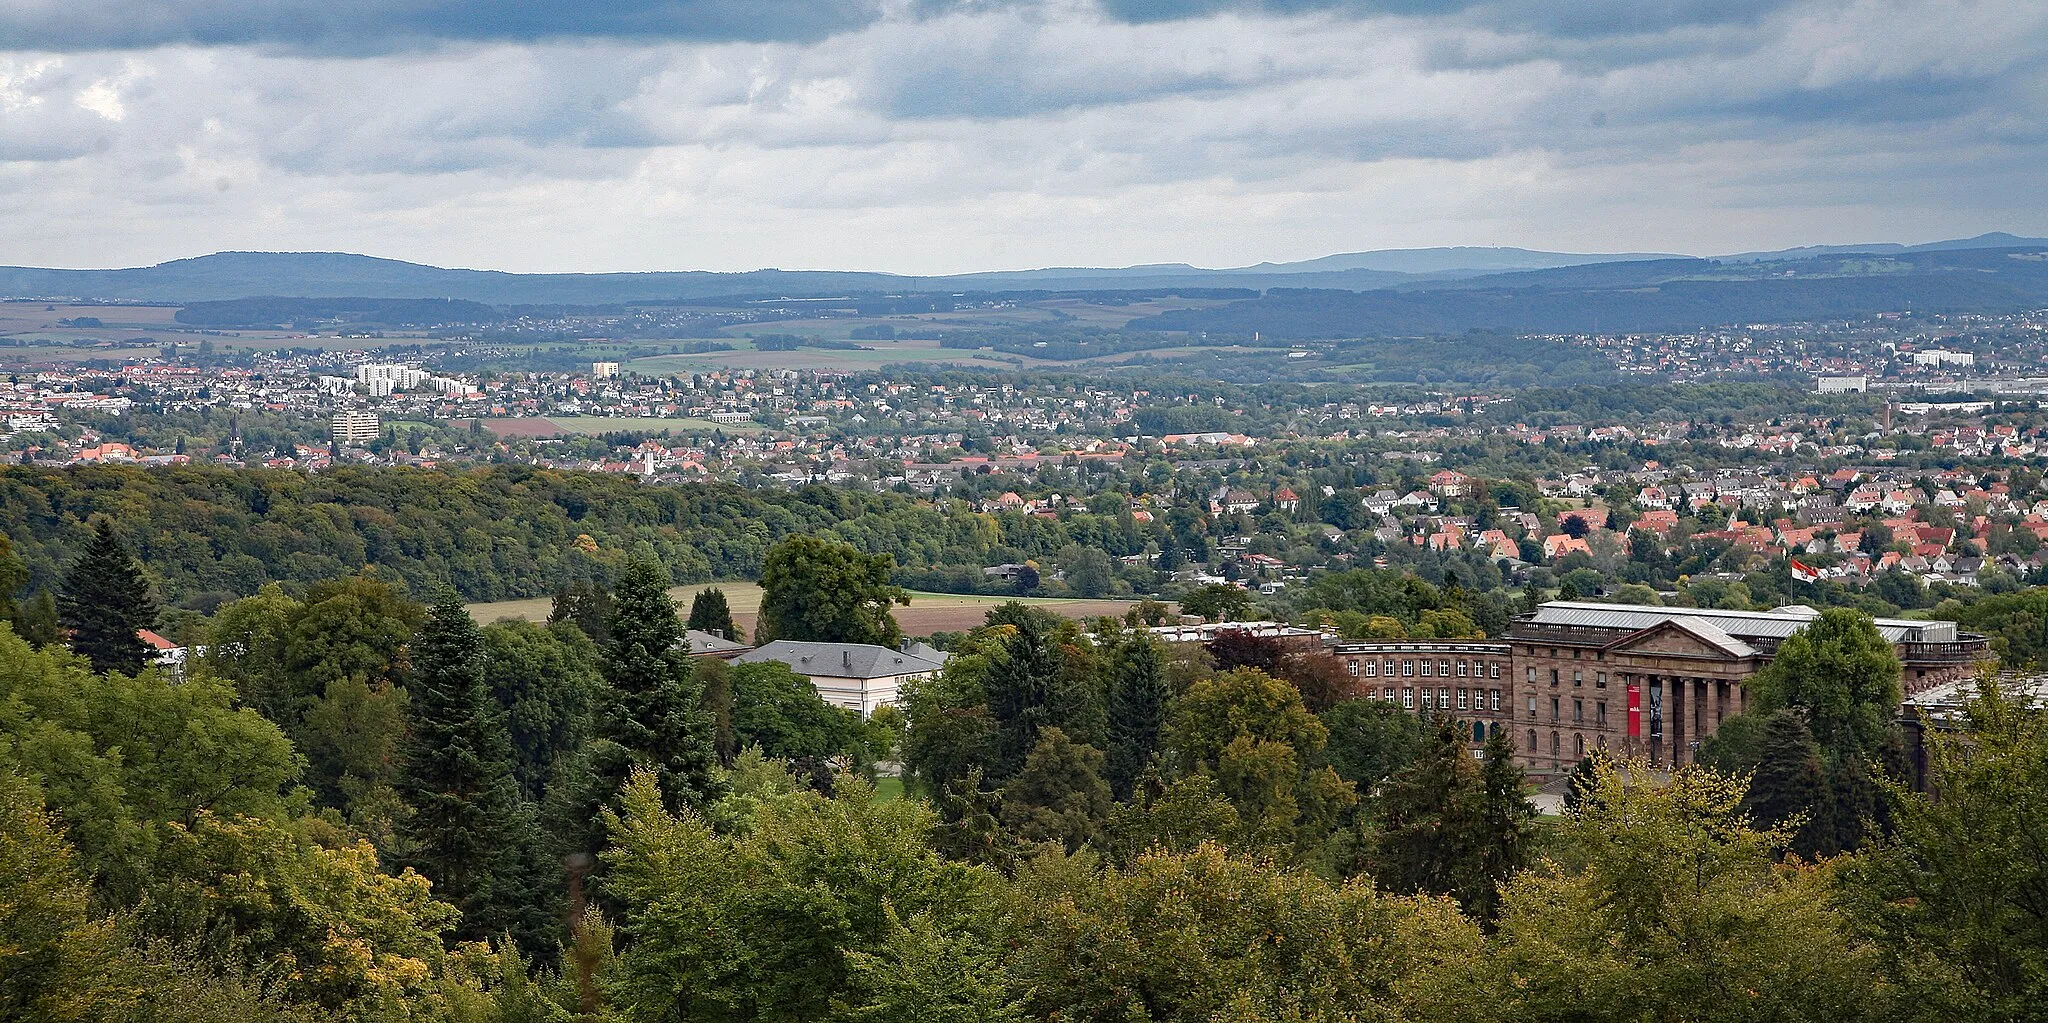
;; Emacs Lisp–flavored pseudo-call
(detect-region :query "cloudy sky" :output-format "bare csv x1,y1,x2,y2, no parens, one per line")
1,0,2043,274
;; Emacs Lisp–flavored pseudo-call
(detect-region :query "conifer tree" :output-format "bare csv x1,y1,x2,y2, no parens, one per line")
13,591,60,648
1105,636,1168,800
984,612,1074,783
549,580,613,647
591,554,719,815
57,521,157,675
685,587,737,640
1472,728,1536,920
1742,711,1831,859
1371,716,1488,908
394,594,540,944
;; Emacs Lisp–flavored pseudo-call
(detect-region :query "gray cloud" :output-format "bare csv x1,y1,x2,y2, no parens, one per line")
0,0,2041,274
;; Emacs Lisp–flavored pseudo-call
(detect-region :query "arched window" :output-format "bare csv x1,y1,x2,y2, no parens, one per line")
1575,734,1585,757
1527,729,1538,752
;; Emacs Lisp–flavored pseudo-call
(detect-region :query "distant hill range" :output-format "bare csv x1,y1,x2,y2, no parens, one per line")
1,233,2043,338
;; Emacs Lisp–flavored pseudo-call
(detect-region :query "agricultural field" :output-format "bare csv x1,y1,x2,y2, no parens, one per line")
626,337,1028,374
470,416,764,438
466,580,1152,638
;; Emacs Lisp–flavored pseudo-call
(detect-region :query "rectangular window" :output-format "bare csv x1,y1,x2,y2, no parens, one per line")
1574,670,1583,687
1526,667,1536,684
1365,660,1378,677
1421,660,1433,678
1403,660,1415,677
1384,659,1396,676
1458,688,1470,711
1527,696,1538,717
1348,660,1361,677
1490,663,1501,679
1551,697,1560,720
1597,701,1608,725
1439,687,1451,709
1551,669,1561,686
1597,672,1607,688
1403,688,1414,709
1489,689,1501,711
1574,699,1584,722
1382,687,1395,702
1457,661,1469,677
1439,660,1451,677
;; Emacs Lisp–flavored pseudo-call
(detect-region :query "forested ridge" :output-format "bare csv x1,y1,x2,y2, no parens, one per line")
0,465,1157,606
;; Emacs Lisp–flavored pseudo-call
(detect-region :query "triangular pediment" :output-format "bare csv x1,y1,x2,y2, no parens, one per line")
1607,619,1754,660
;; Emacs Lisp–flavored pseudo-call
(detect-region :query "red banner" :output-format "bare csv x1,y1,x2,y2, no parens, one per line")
1627,684,1642,738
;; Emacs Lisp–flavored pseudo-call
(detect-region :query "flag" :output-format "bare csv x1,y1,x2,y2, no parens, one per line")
1790,558,1821,583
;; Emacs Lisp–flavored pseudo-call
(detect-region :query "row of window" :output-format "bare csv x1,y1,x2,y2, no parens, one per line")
1524,695,1610,725
1348,658,1503,679
1530,729,1600,759
1527,666,1610,688
1374,686,1503,713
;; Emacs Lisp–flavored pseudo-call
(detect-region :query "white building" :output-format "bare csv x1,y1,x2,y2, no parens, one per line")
592,361,620,379
331,409,381,446
1816,375,1868,393
1912,350,1975,367
731,641,946,715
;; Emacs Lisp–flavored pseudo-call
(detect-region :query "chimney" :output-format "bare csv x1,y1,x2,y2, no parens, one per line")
843,649,852,669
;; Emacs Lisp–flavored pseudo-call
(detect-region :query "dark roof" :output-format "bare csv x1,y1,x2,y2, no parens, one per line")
733,640,945,679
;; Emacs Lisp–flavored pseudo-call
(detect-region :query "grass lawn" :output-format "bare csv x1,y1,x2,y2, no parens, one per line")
466,579,1154,635
871,777,906,803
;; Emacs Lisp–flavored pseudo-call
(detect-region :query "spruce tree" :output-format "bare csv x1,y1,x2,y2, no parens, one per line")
1371,716,1485,906
1742,710,1831,859
1105,636,1168,801
549,580,613,647
1472,728,1536,920
394,594,542,945
57,521,157,675
592,555,719,815
984,612,1073,784
685,587,738,640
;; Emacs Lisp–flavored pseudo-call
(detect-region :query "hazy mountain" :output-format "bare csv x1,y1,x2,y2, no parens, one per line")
1714,232,2048,263
0,233,2041,305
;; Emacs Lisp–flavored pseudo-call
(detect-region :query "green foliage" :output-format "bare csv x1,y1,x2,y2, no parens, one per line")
1493,760,1891,1022
1746,608,1903,763
1741,711,1833,859
998,727,1113,853
480,618,603,802
1317,699,1425,789
1007,842,1477,1023
1105,635,1169,800
684,586,737,639
1371,716,1528,917
1845,678,2048,1020
1179,582,1255,623
603,768,1000,1023
395,594,548,946
574,554,721,847
729,660,866,770
984,607,1103,782
1165,668,1356,856
57,520,157,675
756,535,909,647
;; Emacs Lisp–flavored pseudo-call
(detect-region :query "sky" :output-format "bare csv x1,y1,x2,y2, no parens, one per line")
1,0,2044,275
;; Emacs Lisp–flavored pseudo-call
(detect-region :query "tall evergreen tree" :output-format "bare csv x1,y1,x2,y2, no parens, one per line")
592,555,720,816
1105,636,1168,801
57,521,157,675
1743,710,1831,859
999,727,1113,853
549,580,613,647
1472,728,1536,920
394,594,542,945
984,611,1077,784
685,587,738,640
1370,716,1496,913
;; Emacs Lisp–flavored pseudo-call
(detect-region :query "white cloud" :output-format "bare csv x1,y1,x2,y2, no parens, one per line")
0,0,2042,273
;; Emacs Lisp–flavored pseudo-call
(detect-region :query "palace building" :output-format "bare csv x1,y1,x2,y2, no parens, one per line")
1335,601,1988,773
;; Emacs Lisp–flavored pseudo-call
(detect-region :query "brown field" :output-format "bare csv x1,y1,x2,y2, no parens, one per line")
470,418,570,438
466,580,1150,638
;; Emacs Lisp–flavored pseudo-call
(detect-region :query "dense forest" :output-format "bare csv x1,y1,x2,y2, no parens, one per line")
0,466,1167,607
3,521,2044,1023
